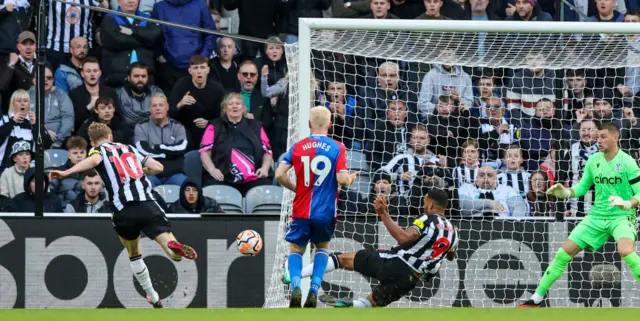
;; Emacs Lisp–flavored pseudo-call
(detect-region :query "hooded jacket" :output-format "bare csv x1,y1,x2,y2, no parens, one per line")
417,65,473,120
28,87,74,146
168,179,223,214
10,167,63,213
54,58,84,94
115,84,164,128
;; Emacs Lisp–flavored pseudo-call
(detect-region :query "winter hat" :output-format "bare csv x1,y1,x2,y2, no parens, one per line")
10,140,31,158
528,0,537,6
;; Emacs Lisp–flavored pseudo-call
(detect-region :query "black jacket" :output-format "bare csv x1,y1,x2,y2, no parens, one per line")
66,190,111,213
69,84,119,133
168,179,223,214
0,59,33,113
255,56,288,158
0,114,53,169
283,0,330,35
209,58,239,92
10,167,63,213
77,112,133,148
0,4,32,55
223,0,285,38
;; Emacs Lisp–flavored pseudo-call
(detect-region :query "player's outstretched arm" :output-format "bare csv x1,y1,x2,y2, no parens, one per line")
374,197,420,246
275,162,296,192
143,157,164,176
49,153,102,180
337,171,358,187
547,183,575,199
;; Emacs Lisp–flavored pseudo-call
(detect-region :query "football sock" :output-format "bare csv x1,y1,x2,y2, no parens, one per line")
533,248,572,303
310,249,329,294
301,252,340,278
352,298,373,308
289,252,303,291
622,252,640,283
130,255,160,303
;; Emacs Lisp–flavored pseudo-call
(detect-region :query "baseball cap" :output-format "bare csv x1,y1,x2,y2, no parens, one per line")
17,31,36,44
10,140,31,158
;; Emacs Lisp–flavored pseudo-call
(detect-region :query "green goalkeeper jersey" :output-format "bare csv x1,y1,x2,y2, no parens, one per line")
572,150,640,218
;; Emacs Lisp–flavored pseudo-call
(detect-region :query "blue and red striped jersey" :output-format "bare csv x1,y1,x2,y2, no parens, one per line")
282,135,348,220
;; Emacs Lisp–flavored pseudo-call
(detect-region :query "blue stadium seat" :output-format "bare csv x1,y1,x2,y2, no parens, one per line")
347,150,369,172
183,150,203,186
44,149,68,169
154,185,180,204
245,185,283,214
202,185,244,214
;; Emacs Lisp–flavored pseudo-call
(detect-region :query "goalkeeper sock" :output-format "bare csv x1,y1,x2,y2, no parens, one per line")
301,252,340,278
623,252,640,283
533,248,572,303
130,255,159,303
289,252,303,290
310,249,329,294
352,298,373,308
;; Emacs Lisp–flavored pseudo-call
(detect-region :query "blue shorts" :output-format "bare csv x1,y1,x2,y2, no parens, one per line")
285,217,335,247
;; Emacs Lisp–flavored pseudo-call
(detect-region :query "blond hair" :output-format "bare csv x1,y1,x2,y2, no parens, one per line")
88,122,112,144
220,92,248,118
309,106,331,130
10,89,30,112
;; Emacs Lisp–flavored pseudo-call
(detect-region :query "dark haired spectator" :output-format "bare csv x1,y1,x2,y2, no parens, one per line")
332,0,398,19
168,179,224,214
69,57,119,132
526,170,558,217
153,0,217,91
588,0,624,21
519,98,565,171
223,0,285,59
101,0,162,87
367,100,413,171
77,96,133,145
258,38,289,159
562,69,593,124
0,140,32,198
50,136,88,207
234,60,270,123
416,0,453,19
504,0,552,21
209,37,240,91
365,172,411,217
115,63,164,128
169,55,225,147
54,37,89,94
10,167,63,213
0,0,32,66
472,73,501,118
64,170,111,213
28,63,74,147
0,31,36,113
497,145,531,197
325,77,366,150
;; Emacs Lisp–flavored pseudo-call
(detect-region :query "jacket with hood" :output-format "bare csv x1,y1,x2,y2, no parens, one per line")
28,87,74,146
417,65,473,120
115,84,164,128
49,160,83,207
168,179,223,214
54,58,83,94
10,167,63,213
64,190,111,213
134,117,188,177
152,0,217,70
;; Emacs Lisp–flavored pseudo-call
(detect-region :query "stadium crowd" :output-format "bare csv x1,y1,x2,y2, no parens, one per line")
0,0,639,217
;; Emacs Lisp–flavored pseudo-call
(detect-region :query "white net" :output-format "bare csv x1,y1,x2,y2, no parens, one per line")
266,26,640,308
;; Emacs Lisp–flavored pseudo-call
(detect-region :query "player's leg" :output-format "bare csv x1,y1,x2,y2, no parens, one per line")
119,236,162,308
303,219,337,307
144,201,198,261
284,217,311,308
153,232,198,261
610,216,640,282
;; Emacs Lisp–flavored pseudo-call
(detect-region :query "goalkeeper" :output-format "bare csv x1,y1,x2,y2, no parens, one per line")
520,122,640,307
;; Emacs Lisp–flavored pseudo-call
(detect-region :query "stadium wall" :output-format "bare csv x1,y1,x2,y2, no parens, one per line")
0,216,637,308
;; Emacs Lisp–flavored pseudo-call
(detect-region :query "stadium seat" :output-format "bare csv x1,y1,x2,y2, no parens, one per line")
154,185,180,204
202,185,244,214
183,150,203,186
348,173,371,198
44,149,68,169
245,185,283,214
346,150,369,172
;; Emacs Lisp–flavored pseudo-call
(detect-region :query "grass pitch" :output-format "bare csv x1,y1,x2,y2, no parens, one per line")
0,308,636,321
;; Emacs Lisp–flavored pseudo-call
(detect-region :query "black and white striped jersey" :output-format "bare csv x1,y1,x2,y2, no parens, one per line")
497,170,530,197
452,164,479,187
381,214,458,275
88,142,155,211
46,0,99,53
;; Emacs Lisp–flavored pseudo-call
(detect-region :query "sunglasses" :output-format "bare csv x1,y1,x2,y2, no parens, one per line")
241,72,257,78
45,76,54,81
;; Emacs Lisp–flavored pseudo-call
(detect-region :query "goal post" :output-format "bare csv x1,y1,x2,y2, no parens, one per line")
265,19,640,308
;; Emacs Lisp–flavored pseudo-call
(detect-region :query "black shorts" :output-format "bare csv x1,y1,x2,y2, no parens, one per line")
353,249,419,307
112,201,172,240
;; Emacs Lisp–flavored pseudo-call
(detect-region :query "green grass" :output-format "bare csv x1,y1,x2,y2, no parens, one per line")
0,308,638,321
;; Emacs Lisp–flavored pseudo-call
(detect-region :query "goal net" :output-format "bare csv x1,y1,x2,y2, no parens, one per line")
265,19,640,308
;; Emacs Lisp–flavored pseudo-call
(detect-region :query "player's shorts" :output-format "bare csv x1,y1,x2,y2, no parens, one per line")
568,215,637,251
353,249,419,307
112,201,172,240
285,217,336,247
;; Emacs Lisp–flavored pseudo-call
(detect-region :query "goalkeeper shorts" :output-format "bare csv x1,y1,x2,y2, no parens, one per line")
569,215,637,251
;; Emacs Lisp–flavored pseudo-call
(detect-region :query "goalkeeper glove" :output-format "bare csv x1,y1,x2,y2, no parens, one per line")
547,183,572,199
609,196,634,210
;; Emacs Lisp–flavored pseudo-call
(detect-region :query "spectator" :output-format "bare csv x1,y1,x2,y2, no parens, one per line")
77,96,133,145
168,179,224,214
472,73,501,118
69,57,119,132
458,165,528,217
0,90,52,169
367,99,414,170
10,167,63,213
561,0,626,21
0,0,32,65
110,0,160,13
100,0,162,87
415,0,452,19
324,77,366,150
332,0,399,19
54,37,89,94
584,94,639,153
558,118,600,217
465,0,501,20
49,136,88,207
418,49,473,120
0,31,36,113
361,61,418,124
44,0,108,70
497,145,531,197
234,60,270,123
64,170,111,213
0,140,31,198
588,0,624,21
135,94,189,187
623,11,640,98
452,139,481,187
519,98,564,170
115,63,164,128
199,93,273,195
259,38,289,159
283,0,330,43
223,0,285,59
562,69,593,124
28,63,74,148
504,0,553,21
153,0,217,92
364,172,411,217
505,51,557,118
169,55,225,147
209,37,240,91
526,170,558,217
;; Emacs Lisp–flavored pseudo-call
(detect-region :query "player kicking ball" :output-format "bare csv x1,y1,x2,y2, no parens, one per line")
520,122,640,307
275,106,358,308
49,123,197,308
283,188,458,308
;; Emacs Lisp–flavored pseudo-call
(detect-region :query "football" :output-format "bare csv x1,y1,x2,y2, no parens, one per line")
236,230,263,256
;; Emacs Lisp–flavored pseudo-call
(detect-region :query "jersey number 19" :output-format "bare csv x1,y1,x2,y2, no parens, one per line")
301,155,332,187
